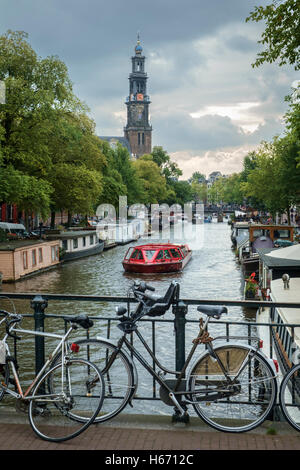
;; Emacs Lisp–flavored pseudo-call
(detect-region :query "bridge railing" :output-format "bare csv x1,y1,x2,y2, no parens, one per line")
1,291,300,421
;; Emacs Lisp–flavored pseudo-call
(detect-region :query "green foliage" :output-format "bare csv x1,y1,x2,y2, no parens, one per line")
246,0,300,70
190,181,207,203
0,30,105,221
0,228,7,242
133,155,168,204
241,135,300,218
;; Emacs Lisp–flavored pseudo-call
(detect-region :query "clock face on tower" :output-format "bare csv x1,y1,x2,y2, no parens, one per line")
131,104,144,123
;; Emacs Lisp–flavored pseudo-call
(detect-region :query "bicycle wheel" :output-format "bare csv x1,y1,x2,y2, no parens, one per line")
65,339,136,423
279,364,300,432
28,358,104,442
188,345,277,432
0,361,10,402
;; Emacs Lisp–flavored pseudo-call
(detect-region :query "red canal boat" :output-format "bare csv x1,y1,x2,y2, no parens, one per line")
122,243,192,273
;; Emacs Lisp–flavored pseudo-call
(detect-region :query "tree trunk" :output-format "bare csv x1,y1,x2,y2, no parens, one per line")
50,211,56,229
67,211,72,227
287,207,291,225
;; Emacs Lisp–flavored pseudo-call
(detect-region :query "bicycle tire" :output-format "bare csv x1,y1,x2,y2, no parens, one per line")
187,345,277,433
279,363,300,432
28,358,104,442
62,338,136,423
0,360,10,402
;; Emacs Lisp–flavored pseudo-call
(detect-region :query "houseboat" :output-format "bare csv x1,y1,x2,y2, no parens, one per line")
96,219,148,249
122,243,192,273
0,239,60,282
46,230,104,261
239,224,294,275
256,277,300,378
259,243,300,293
231,221,249,247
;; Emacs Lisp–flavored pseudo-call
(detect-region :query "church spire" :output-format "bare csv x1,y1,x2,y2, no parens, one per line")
124,37,152,158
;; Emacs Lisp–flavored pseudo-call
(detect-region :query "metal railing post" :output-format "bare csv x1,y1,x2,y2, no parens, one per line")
30,295,48,375
172,298,189,423
173,300,188,372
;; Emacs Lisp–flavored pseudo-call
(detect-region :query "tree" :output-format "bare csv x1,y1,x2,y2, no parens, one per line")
190,181,207,203
45,110,106,225
132,156,168,204
97,141,130,209
246,0,300,70
190,172,206,184
49,163,103,217
111,143,144,205
207,178,226,204
241,136,300,221
0,30,105,226
222,174,244,205
151,146,182,182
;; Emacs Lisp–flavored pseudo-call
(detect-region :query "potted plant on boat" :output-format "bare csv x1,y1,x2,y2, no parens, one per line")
245,272,258,299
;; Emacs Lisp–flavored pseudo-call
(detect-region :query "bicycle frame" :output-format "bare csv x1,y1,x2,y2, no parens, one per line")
102,315,263,414
0,318,76,401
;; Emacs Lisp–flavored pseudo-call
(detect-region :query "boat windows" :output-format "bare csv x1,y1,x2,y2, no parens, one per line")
170,248,180,258
163,250,171,259
277,229,290,239
253,229,264,238
181,247,188,256
73,238,78,249
82,237,86,247
155,250,164,260
89,235,94,245
130,249,144,260
62,239,68,251
144,250,156,260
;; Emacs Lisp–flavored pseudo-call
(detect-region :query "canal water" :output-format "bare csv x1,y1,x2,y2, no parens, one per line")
0,221,256,416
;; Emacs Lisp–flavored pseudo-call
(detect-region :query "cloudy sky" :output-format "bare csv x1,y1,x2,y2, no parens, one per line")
1,0,298,178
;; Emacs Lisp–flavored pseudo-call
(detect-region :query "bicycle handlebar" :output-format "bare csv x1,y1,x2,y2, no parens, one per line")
0,310,22,340
132,281,155,293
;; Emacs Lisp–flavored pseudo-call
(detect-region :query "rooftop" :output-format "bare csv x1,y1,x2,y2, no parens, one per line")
0,239,53,251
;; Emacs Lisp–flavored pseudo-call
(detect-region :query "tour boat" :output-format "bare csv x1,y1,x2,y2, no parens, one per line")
122,243,192,273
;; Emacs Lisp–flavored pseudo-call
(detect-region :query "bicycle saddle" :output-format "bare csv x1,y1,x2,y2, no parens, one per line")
63,314,93,329
197,305,227,319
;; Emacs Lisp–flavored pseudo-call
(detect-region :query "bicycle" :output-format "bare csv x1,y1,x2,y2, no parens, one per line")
279,362,300,432
0,308,105,442
55,281,278,433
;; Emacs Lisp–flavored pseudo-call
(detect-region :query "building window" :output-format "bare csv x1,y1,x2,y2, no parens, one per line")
90,235,94,245
38,248,43,263
138,133,140,145
73,238,78,249
32,249,36,266
142,133,145,145
23,251,28,270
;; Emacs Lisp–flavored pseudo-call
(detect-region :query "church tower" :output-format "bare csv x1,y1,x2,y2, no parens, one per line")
124,36,152,158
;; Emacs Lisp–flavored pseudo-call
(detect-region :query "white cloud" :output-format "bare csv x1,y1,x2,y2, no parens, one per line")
170,145,256,179
190,102,264,133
